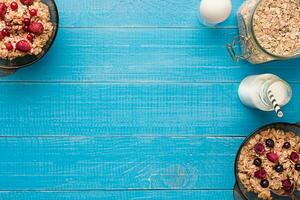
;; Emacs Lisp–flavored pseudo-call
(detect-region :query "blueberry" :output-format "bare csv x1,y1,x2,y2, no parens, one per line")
283,142,291,149
253,158,262,167
274,164,284,173
260,179,269,188
295,163,300,171
265,139,274,148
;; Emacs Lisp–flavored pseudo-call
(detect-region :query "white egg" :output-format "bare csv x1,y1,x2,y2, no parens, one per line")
199,0,232,25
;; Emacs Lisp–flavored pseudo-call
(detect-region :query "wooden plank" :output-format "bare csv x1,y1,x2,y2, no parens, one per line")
0,190,233,200
0,136,242,190
0,82,298,136
3,28,300,82
57,0,243,27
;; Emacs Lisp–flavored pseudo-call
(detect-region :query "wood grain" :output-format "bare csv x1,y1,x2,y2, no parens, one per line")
0,190,233,200
1,0,299,199
0,136,242,190
0,82,298,136
3,28,300,82
56,0,242,28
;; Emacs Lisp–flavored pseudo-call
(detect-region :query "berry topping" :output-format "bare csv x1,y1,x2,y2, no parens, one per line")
295,163,300,171
16,40,31,52
290,152,299,162
29,22,44,35
23,25,29,32
27,33,33,41
0,3,7,19
283,142,291,149
254,143,265,155
5,42,13,51
253,158,262,167
265,139,274,148
267,152,279,163
1,28,9,37
260,179,269,188
274,164,284,173
20,0,33,5
23,18,31,25
29,9,37,16
254,169,267,179
10,2,18,10
282,179,294,193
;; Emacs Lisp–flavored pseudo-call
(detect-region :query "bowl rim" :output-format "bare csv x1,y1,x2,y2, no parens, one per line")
0,0,59,70
233,122,300,199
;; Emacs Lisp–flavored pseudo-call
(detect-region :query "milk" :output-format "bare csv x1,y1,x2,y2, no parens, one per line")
238,74,292,111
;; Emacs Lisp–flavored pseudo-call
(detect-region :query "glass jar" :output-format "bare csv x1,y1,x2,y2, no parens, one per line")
227,0,300,64
238,74,292,112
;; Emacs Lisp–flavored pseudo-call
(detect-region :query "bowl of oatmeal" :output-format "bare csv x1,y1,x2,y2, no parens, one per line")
234,123,300,200
0,0,58,76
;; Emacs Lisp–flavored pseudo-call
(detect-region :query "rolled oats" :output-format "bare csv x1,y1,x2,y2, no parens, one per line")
229,0,300,64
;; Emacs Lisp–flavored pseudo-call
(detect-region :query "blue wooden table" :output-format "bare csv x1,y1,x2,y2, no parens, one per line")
0,0,300,199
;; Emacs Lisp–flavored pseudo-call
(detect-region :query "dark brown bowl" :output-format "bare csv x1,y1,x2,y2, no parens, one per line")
233,122,300,200
0,0,59,76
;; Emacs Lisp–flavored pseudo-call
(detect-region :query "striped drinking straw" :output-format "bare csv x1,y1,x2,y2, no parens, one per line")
267,90,283,118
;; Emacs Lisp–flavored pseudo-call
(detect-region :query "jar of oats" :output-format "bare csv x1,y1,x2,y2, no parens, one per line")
227,0,300,64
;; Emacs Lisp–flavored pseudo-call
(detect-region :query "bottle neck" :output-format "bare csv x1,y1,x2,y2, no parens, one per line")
259,78,291,109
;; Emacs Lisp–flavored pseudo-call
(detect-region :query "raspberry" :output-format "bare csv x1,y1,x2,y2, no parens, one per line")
266,152,279,163
0,3,7,19
5,42,13,51
20,0,33,5
290,152,299,162
29,22,44,35
254,143,265,155
254,169,267,179
282,179,294,193
16,40,31,52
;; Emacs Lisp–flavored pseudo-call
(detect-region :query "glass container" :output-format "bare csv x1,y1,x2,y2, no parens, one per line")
227,0,300,64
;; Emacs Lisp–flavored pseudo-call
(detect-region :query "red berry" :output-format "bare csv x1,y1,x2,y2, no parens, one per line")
23,17,30,25
254,143,265,155
27,33,34,41
29,22,44,35
290,152,299,162
16,40,31,52
10,2,18,10
29,9,37,16
1,28,9,37
20,0,33,5
266,152,279,163
5,42,13,51
23,25,29,32
0,3,7,19
254,169,267,179
282,179,294,193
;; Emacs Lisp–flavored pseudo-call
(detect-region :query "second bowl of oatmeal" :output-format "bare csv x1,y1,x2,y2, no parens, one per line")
0,0,58,76
234,122,300,200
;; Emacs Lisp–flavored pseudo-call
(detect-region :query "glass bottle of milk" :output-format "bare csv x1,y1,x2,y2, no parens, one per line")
238,74,292,112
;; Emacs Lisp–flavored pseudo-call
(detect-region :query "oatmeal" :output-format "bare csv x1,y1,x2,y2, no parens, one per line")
0,0,53,59
238,129,300,200
253,0,300,57
228,0,300,64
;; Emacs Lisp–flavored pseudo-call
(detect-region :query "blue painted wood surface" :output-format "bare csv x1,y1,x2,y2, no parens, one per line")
0,0,300,199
